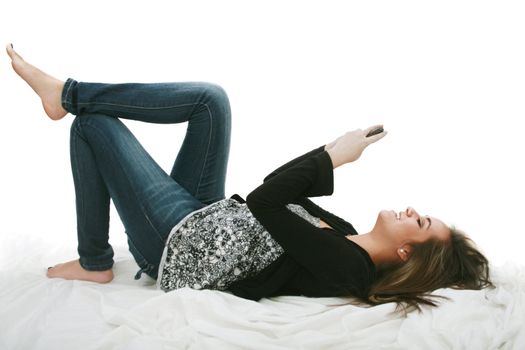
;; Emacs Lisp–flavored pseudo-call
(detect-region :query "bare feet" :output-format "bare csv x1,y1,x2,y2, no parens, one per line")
47,259,114,284
6,43,68,121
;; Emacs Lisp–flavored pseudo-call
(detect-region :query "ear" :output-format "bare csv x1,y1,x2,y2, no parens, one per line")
397,245,412,262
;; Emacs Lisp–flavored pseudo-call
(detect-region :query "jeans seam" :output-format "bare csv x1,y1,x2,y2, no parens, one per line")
76,101,201,110
82,120,166,244
129,236,156,280
62,79,74,109
128,236,148,266
194,103,213,200
71,123,87,257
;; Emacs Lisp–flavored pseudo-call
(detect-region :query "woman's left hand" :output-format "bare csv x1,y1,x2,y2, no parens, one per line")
325,125,387,169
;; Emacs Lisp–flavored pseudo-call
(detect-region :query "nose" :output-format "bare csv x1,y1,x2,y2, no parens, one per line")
406,206,420,218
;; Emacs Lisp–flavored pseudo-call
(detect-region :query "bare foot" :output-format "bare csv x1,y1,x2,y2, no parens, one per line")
6,43,68,121
47,259,114,284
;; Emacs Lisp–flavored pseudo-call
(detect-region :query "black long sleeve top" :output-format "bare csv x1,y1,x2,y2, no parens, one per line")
226,145,376,301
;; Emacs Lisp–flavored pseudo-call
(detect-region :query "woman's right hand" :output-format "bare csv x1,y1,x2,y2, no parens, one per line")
325,125,387,168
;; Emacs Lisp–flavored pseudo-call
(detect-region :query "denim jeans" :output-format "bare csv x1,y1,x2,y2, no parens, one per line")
62,78,231,280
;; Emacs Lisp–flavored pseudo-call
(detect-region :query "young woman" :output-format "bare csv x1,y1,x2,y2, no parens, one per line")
6,44,494,314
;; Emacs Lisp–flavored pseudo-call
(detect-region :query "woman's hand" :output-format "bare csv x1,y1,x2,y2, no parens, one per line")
325,125,387,169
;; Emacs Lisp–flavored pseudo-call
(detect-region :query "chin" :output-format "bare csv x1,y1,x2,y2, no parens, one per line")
374,210,396,234
378,210,395,222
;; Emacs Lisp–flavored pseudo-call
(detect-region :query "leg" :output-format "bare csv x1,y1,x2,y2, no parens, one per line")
7,46,232,278
69,116,113,273
61,78,232,204
46,117,115,282
6,44,231,203
50,114,208,281
167,81,231,204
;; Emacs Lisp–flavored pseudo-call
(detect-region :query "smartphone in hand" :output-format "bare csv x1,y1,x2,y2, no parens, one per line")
366,127,384,137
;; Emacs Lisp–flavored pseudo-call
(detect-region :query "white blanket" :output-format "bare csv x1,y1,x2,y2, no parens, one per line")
1,232,524,350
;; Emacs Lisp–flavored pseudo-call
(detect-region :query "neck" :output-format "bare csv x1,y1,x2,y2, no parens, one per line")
346,231,395,268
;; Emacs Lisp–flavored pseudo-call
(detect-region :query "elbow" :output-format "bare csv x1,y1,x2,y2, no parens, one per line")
245,193,259,215
262,173,275,183
246,190,270,212
245,191,259,208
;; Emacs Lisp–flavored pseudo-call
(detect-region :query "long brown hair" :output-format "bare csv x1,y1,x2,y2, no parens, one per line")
337,226,495,316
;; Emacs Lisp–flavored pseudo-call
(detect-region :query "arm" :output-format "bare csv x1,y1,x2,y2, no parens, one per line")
263,145,327,183
264,124,388,178
246,150,341,279
246,125,387,280
261,144,356,232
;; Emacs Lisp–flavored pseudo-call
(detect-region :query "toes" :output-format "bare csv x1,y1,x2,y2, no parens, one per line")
6,43,13,58
46,267,54,278
6,43,22,61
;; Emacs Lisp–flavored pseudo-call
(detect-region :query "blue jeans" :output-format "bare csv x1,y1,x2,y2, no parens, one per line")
62,78,232,280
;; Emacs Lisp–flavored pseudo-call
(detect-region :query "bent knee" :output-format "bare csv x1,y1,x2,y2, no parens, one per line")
200,83,231,118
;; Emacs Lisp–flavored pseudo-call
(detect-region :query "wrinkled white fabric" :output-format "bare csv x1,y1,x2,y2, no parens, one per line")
1,231,523,350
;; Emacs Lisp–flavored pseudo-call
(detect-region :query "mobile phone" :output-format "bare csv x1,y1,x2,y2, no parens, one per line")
366,127,384,137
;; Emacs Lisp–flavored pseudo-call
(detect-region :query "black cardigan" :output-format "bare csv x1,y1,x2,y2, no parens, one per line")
226,145,376,300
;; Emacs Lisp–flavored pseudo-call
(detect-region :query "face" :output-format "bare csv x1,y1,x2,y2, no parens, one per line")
373,206,451,258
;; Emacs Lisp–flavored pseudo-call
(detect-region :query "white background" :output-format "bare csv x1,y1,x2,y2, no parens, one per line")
0,0,523,266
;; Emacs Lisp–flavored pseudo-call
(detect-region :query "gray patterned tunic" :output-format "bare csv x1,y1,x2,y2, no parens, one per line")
156,198,320,292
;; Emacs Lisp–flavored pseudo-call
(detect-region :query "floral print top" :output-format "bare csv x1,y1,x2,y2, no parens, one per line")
156,197,320,292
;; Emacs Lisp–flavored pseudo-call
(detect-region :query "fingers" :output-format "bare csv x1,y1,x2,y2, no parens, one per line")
364,124,384,133
366,129,388,144
364,123,387,144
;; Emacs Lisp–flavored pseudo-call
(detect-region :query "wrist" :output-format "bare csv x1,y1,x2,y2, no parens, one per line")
324,142,334,151
326,149,345,169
